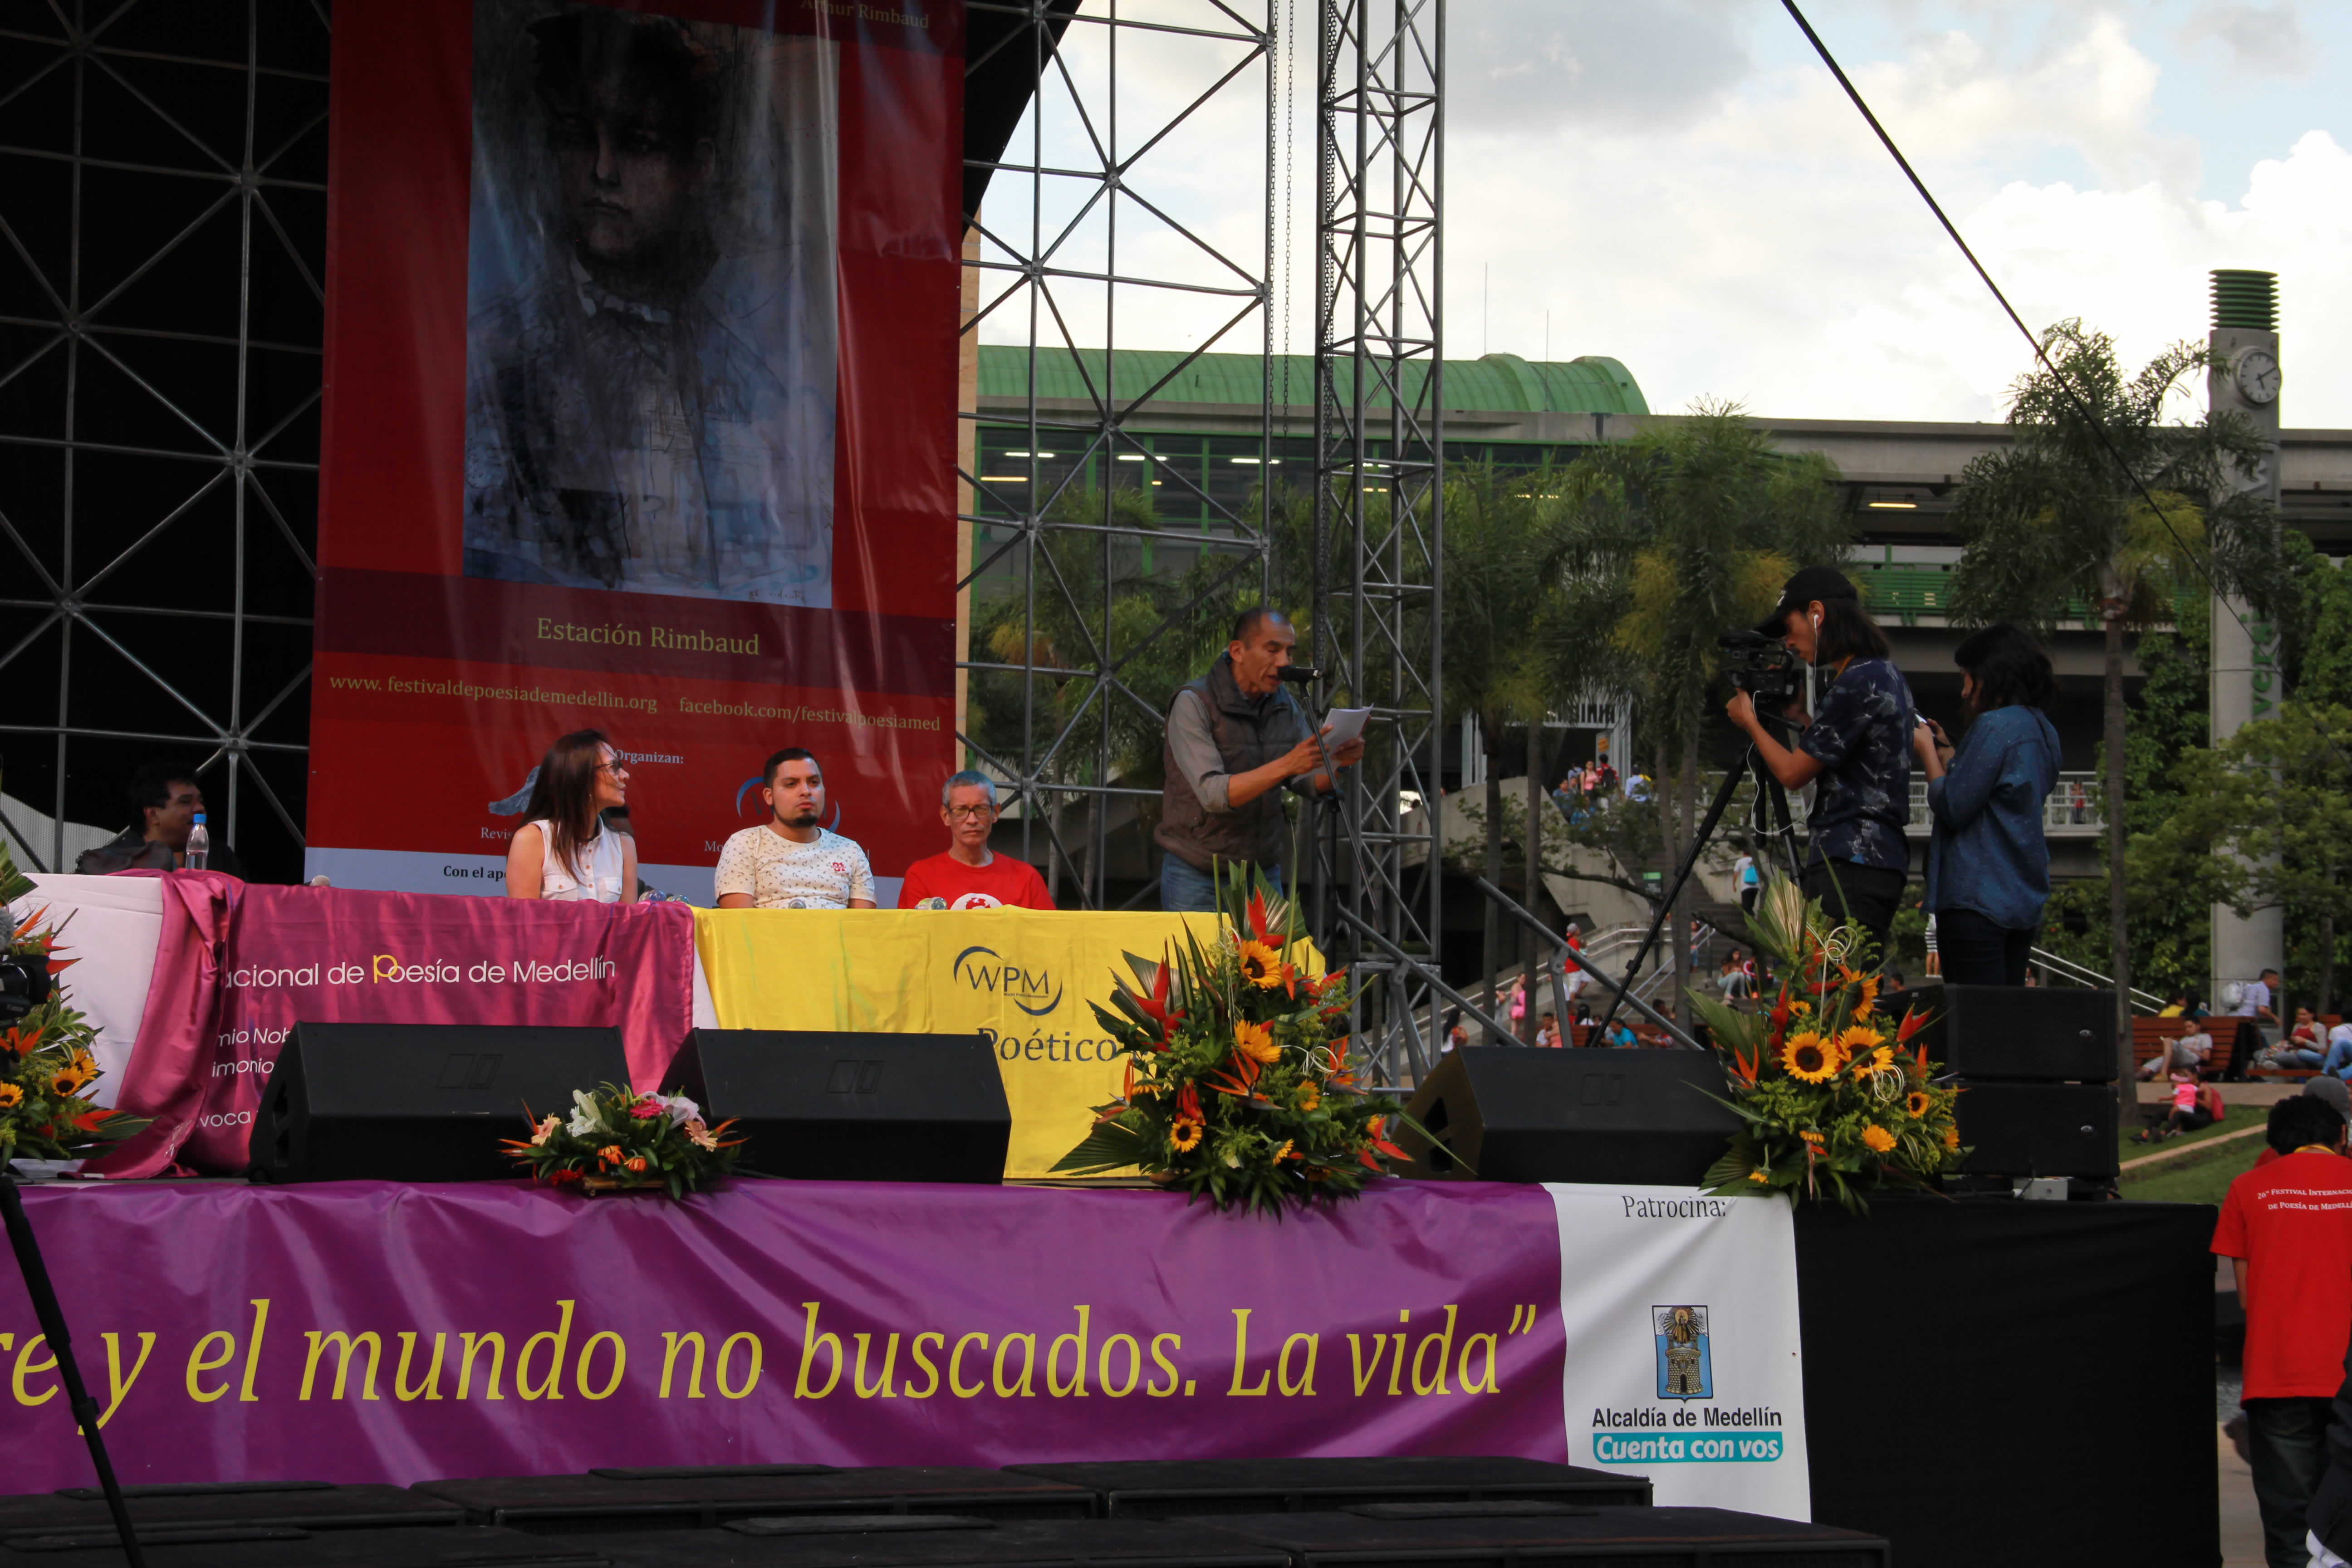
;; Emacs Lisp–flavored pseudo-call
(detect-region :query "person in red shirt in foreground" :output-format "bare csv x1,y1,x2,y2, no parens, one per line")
897,771,1056,911
2213,1095,2352,1568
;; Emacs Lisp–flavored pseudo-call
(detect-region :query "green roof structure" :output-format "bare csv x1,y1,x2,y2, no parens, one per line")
978,347,1648,415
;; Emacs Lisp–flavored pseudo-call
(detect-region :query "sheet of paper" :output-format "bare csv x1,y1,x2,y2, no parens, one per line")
1319,706,1373,750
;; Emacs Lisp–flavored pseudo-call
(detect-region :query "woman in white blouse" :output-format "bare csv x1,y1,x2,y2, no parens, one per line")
503,730,638,903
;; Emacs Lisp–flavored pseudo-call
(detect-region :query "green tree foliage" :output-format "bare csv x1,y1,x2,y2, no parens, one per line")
1544,404,1850,1009
2146,703,2352,1013
1946,320,2277,1094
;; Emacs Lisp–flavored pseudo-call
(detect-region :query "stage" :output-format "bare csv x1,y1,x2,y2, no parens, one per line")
0,1169,2218,1567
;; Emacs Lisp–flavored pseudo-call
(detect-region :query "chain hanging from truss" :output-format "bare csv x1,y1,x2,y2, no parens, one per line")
1313,0,1445,1084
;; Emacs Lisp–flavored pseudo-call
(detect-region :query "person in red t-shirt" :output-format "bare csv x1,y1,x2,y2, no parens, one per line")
897,771,1056,911
2213,1095,2352,1568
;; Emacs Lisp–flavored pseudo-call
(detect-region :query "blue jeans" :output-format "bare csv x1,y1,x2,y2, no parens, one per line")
2324,1035,2352,1080
1159,855,1282,913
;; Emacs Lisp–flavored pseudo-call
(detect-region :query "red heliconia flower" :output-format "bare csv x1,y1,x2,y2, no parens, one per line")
1896,1005,1931,1065
1176,1083,1203,1123
1246,889,1274,943
1132,954,1186,1049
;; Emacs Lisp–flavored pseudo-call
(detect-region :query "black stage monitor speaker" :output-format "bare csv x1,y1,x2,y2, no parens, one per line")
250,1023,630,1183
1952,1081,2118,1179
1394,1049,1740,1186
410,1468,1091,1535
672,1030,1010,1184
1877,985,2116,1082
0,1482,458,1539
1196,1505,1892,1567
592,1519,1295,1568
1004,1458,1649,1517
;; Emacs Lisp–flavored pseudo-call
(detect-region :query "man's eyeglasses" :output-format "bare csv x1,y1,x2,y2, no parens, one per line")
945,804,995,820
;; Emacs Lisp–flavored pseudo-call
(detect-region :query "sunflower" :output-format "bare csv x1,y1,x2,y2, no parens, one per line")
1273,1139,1297,1161
1170,1117,1204,1153
1943,1125,1961,1152
1234,1020,1281,1064
1747,1169,1770,1184
48,1067,90,1097
1236,940,1285,989
1905,1090,1932,1118
1800,1129,1825,1147
1861,1124,1896,1154
1839,1027,1894,1078
0,1083,20,1108
1779,1032,1839,1083
1294,1082,1321,1112
1840,966,1881,1019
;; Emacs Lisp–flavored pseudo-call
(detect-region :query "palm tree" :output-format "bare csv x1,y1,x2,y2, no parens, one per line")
1947,320,2278,1112
1553,405,1850,1009
1440,461,1558,1036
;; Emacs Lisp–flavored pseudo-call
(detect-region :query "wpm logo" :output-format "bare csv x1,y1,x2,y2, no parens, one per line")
952,945,1063,1017
1653,1304,1712,1401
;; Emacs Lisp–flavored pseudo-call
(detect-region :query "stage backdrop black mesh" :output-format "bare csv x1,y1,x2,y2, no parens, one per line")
1796,1196,2217,1568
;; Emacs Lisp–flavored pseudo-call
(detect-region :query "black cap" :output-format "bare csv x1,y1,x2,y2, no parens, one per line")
1756,565,1859,637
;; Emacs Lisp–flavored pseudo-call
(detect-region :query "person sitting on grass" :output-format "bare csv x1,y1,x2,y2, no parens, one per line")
2133,1072,2225,1143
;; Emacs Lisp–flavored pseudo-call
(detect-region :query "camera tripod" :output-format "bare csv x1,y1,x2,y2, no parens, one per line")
1589,729,1802,1045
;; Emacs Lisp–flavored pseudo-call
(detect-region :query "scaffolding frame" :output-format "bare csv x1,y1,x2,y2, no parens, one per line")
1312,0,1446,1083
0,0,328,875
956,0,1278,912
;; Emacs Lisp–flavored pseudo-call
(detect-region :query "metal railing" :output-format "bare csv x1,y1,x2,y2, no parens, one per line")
1908,772,2104,834
2027,948,2166,1014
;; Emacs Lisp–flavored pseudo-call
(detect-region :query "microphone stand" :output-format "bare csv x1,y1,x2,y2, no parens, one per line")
0,1171,147,1567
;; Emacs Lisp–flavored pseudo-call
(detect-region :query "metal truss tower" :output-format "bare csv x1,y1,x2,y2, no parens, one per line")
1313,0,1446,1081
958,0,1276,913
0,1,328,881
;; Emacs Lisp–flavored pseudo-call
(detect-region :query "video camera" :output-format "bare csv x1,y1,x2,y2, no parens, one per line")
0,949,52,1024
1717,630,1806,707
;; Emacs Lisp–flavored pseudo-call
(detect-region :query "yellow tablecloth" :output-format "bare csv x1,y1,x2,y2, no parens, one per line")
691,908,1231,1177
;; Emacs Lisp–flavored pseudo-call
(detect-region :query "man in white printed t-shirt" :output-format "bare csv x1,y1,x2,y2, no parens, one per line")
713,748,877,910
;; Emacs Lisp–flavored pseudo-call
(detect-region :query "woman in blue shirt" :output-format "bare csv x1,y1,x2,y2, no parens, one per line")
1912,624,2061,985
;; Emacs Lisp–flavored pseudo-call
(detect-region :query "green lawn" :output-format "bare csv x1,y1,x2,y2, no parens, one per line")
2118,1111,2255,1161
2120,1133,2266,1206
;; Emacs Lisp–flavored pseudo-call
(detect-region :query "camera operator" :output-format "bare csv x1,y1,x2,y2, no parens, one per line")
1725,566,1914,968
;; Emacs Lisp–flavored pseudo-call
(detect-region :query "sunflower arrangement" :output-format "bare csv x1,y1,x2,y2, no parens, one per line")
1049,864,1424,1214
0,842,151,1164
502,1084,744,1198
1693,877,1964,1210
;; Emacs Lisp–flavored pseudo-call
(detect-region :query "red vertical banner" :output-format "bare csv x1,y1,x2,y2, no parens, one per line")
310,0,963,903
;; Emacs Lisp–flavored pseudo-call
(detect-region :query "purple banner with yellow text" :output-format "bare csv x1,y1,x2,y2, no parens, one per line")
0,1181,1568,1488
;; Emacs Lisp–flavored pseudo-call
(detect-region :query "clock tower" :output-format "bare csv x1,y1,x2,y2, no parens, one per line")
2208,269,2283,1015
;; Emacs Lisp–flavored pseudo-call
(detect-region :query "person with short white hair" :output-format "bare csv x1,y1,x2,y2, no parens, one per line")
896,770,1055,910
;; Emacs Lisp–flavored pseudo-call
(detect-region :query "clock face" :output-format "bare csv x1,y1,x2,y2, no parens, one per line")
2234,348,2281,407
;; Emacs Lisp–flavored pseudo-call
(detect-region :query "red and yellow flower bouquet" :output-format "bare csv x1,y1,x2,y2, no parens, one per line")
1050,865,1425,1214
1694,878,1964,1210
0,843,150,1163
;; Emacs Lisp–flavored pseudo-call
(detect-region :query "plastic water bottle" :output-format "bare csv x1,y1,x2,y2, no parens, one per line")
186,812,210,872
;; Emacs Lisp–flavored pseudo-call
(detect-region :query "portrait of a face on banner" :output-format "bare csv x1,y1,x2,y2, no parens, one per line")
306,0,962,904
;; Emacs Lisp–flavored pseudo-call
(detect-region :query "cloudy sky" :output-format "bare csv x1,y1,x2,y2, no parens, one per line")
978,1,2352,426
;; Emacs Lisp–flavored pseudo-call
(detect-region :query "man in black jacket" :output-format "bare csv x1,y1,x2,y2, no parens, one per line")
74,766,245,879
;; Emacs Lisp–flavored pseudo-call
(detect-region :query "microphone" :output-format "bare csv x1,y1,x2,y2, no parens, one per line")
1275,665,1322,685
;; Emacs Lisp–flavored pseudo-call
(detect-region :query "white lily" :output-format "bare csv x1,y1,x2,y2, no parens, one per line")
567,1089,604,1137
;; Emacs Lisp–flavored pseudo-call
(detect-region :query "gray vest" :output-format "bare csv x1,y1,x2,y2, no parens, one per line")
1155,654,1311,873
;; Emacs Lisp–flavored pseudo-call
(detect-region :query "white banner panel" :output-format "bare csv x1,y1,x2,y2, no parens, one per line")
1548,1183,1810,1521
